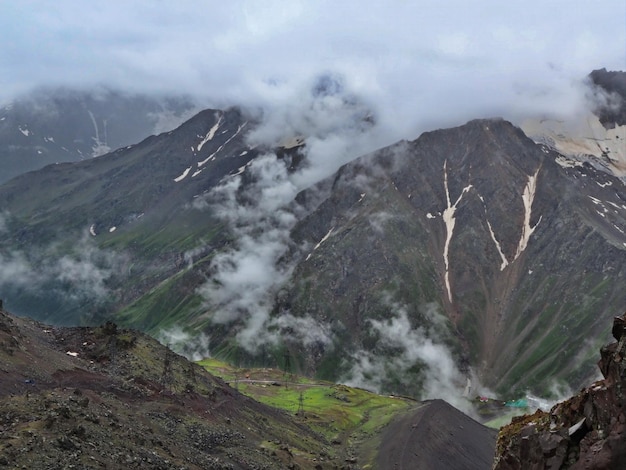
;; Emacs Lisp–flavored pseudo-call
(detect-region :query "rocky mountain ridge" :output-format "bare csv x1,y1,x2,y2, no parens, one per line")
277,117,626,396
494,311,626,469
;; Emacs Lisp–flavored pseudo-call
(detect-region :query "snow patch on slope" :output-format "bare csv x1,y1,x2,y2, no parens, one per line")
197,113,223,152
513,169,542,261
174,166,192,182
442,160,473,303
486,219,509,271
197,122,247,168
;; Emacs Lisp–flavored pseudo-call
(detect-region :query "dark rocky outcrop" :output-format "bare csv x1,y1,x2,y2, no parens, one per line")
493,311,626,469
589,69,626,128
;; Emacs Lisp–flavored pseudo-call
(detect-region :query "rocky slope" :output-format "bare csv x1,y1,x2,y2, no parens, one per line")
0,305,334,469
279,118,626,395
0,304,496,469
493,311,626,469
378,399,496,470
0,106,259,326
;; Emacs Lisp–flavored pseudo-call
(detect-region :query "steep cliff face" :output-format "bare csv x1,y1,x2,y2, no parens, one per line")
494,311,626,469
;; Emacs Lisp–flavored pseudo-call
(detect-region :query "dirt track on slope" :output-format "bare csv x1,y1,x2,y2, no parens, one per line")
378,399,497,470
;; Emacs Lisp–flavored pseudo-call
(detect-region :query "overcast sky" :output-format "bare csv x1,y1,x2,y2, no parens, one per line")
1,1,625,138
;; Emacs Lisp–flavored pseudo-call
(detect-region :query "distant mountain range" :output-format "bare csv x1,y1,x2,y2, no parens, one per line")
0,70,624,402
0,87,197,184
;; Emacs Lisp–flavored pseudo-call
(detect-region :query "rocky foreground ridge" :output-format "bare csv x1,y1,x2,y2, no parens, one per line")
0,304,333,469
0,303,498,469
493,311,626,469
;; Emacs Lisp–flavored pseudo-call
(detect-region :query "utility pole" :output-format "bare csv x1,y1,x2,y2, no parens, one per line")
296,391,304,417
108,335,118,376
161,344,173,392
283,352,292,378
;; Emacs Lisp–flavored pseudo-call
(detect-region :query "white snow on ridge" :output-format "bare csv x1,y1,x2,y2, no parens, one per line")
197,113,223,152
305,227,335,261
314,227,335,251
89,224,97,236
109,226,116,233
18,126,30,136
231,165,247,177
555,155,582,169
174,166,192,182
480,170,542,273
608,201,623,210
198,122,247,168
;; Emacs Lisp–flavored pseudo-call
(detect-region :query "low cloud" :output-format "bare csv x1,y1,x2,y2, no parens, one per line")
368,212,395,235
194,147,335,351
195,154,298,335
54,237,123,302
0,211,9,233
149,105,202,135
0,233,126,313
0,251,38,287
194,80,380,353
341,301,473,412
3,2,623,149
158,326,211,362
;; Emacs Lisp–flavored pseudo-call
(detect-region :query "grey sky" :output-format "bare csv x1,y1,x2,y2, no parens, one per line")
1,1,625,139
